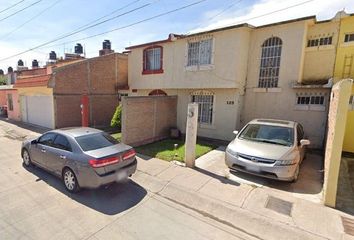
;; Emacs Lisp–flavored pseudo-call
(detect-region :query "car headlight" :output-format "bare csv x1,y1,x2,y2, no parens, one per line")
226,147,238,157
275,159,296,166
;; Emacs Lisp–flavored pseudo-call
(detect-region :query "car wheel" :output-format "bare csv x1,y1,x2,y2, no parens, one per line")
22,149,32,167
62,168,80,193
292,165,300,183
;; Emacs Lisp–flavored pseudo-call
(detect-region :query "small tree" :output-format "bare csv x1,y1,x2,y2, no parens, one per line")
111,104,122,129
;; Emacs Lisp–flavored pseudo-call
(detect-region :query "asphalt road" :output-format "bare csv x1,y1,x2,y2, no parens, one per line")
0,125,255,240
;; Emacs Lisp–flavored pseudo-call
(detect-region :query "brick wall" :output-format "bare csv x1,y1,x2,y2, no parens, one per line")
52,53,127,128
122,96,177,146
54,95,82,128
90,95,118,127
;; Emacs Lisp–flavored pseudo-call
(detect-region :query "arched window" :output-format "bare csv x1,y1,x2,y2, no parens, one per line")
148,89,167,96
142,46,163,74
259,37,282,88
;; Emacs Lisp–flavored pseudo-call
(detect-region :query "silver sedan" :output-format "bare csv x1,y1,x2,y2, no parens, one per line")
21,127,137,192
225,119,310,182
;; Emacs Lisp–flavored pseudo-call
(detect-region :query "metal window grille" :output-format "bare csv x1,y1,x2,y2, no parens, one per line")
144,47,161,70
187,39,212,66
345,34,354,43
192,94,213,124
296,95,324,106
258,37,282,88
307,36,332,47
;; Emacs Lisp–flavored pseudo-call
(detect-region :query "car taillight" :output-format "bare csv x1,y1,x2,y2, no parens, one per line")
123,149,136,161
89,156,119,168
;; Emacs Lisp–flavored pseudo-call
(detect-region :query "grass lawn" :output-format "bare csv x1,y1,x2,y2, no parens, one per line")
111,132,122,141
135,139,217,162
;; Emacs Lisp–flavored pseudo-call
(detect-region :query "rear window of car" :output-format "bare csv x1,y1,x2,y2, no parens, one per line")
75,132,119,151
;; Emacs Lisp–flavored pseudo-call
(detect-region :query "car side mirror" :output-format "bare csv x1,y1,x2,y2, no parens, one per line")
233,130,239,135
31,139,38,145
300,139,310,146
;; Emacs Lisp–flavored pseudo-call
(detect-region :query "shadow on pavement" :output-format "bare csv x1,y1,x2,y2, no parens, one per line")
194,167,240,187
25,165,147,215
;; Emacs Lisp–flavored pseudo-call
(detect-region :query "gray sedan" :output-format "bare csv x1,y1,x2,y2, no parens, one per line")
225,119,310,182
21,127,137,192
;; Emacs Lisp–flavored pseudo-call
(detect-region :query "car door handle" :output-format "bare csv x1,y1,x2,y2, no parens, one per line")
41,149,46,153
60,155,66,159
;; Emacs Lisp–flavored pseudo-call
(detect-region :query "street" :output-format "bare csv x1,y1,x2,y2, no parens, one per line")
0,121,255,240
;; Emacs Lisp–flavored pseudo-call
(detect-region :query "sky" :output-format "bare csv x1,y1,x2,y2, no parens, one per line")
0,0,353,71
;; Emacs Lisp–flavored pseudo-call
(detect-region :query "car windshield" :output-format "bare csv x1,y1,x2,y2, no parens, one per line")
238,124,294,146
75,132,119,151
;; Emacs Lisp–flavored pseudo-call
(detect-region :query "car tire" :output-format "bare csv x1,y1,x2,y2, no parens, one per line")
291,165,300,183
22,149,32,167
62,168,80,193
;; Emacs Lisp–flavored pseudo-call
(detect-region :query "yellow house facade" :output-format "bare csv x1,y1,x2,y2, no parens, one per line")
333,12,354,153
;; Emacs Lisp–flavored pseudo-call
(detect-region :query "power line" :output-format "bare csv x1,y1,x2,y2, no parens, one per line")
0,0,42,23
0,0,62,40
0,0,26,15
225,0,315,27
44,0,209,49
72,0,142,33
0,0,158,61
186,0,243,35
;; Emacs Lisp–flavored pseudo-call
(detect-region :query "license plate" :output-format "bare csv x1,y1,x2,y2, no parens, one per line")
246,165,260,173
116,170,128,181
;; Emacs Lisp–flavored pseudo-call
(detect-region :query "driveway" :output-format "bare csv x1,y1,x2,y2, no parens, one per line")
196,146,324,203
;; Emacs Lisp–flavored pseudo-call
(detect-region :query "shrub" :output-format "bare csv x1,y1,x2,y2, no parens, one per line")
111,104,122,129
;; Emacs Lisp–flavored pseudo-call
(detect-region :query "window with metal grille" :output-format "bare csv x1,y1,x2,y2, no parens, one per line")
7,94,13,111
345,33,354,43
307,36,332,47
296,95,324,105
258,37,282,88
191,94,214,125
143,46,163,74
187,39,213,66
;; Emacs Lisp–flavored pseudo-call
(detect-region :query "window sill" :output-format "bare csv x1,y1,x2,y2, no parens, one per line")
294,105,325,111
142,69,164,75
340,42,354,48
185,64,214,71
198,123,216,129
305,45,334,51
252,88,282,93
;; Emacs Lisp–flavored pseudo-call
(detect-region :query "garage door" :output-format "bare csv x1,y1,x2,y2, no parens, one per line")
20,95,54,129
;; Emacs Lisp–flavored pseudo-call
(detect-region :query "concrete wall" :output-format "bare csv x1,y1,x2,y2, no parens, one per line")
51,53,127,128
303,21,339,82
323,79,353,207
122,96,177,146
128,27,251,90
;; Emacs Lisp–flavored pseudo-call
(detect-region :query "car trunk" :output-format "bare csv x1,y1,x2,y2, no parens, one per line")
86,143,135,175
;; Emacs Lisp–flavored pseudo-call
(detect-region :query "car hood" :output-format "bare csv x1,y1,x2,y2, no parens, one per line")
228,138,293,160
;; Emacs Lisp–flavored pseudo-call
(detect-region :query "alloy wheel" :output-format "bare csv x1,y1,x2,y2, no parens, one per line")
64,170,76,191
23,150,31,166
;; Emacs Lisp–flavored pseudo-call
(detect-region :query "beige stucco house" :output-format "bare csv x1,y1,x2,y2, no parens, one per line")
125,13,345,147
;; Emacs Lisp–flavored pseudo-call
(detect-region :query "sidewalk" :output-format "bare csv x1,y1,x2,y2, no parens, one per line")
132,153,354,240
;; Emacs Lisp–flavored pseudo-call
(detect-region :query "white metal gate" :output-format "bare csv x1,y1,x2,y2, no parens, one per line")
20,95,54,129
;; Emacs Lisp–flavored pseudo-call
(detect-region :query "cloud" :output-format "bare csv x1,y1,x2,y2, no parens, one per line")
190,0,354,33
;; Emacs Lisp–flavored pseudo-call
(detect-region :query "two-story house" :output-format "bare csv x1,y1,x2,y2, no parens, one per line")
125,12,352,148
126,25,252,141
